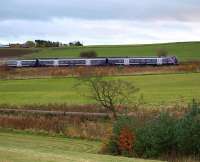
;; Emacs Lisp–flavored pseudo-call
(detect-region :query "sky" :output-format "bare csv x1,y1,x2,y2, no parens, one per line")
0,0,200,45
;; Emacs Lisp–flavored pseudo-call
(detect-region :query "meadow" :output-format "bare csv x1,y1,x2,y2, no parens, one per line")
0,73,199,106
23,42,200,61
0,130,162,162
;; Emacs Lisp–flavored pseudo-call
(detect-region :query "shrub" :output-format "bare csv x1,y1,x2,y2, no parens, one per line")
175,100,200,155
80,51,97,58
102,116,137,156
118,127,135,156
157,48,168,57
134,112,176,158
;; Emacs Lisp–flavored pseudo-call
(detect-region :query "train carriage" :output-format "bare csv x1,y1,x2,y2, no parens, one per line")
6,56,178,67
7,60,36,67
58,59,86,66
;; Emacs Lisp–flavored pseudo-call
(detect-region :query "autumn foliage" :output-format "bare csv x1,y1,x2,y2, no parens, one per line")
118,127,135,154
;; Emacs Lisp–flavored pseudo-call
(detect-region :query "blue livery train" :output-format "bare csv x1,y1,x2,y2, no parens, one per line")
7,56,178,67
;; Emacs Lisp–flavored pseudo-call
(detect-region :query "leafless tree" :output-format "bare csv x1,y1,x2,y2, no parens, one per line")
78,75,139,120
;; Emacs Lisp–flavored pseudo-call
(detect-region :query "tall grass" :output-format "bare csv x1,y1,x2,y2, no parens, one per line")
1,62,200,79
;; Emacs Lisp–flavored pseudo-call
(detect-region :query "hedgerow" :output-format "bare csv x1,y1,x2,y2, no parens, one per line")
102,100,200,159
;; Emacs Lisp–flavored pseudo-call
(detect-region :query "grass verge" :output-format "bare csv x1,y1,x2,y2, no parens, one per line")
0,130,162,162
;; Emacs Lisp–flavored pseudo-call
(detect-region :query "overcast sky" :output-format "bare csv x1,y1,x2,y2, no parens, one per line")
1,0,200,45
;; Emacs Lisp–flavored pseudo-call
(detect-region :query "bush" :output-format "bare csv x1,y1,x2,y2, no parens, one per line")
80,51,97,58
101,100,200,160
118,127,135,156
157,48,168,57
175,100,200,155
102,116,137,156
134,113,176,158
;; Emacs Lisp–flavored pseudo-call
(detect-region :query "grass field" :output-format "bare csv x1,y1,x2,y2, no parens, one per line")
22,42,200,61
0,73,199,106
0,131,162,162
0,48,38,58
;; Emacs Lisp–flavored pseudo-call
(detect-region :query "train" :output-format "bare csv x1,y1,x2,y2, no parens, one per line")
6,56,178,67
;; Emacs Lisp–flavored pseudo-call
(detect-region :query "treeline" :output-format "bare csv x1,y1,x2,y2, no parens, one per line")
9,40,83,48
35,40,60,48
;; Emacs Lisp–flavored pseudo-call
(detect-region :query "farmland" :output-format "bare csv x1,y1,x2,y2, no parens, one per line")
0,73,199,106
23,41,200,61
0,48,38,58
0,131,162,162
1,42,200,62
1,42,200,162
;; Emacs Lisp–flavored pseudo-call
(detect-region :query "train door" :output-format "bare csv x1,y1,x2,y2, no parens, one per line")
86,59,91,66
54,60,59,66
157,58,162,65
124,58,129,65
17,61,22,67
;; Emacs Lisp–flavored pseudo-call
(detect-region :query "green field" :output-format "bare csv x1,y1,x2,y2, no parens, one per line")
0,73,199,106
24,42,200,61
0,131,162,162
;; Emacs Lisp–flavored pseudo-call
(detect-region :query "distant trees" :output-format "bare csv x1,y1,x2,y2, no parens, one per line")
25,41,35,48
35,40,60,48
80,51,97,58
35,40,83,48
69,41,83,47
8,40,83,48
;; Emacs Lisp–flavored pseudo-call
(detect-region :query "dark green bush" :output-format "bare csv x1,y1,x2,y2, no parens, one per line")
134,113,176,158
175,100,200,155
102,100,200,159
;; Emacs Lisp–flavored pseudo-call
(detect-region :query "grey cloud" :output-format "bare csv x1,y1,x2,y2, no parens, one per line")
0,0,200,21
0,18,200,45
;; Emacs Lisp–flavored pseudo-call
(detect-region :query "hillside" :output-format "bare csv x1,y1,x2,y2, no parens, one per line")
21,41,200,61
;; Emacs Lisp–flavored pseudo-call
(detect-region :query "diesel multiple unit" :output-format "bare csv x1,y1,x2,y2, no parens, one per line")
7,56,178,67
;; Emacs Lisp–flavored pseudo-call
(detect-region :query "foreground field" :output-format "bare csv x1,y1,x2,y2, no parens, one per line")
0,131,161,162
23,42,200,61
0,73,199,106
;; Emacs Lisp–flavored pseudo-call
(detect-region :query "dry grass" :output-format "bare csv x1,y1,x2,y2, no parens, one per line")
0,62,200,79
0,113,111,140
0,103,190,140
0,103,107,112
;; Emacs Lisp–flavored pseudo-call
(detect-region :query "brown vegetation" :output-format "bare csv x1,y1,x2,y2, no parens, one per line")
0,62,200,79
118,127,135,154
0,114,111,139
0,103,107,112
0,103,190,139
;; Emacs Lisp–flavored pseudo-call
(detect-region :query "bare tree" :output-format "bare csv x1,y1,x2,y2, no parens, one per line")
79,76,139,120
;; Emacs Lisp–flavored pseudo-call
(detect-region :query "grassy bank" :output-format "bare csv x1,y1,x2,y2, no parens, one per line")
0,73,199,106
23,42,200,61
0,131,161,162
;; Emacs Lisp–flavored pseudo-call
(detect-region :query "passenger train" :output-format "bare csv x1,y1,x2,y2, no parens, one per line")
7,56,178,67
